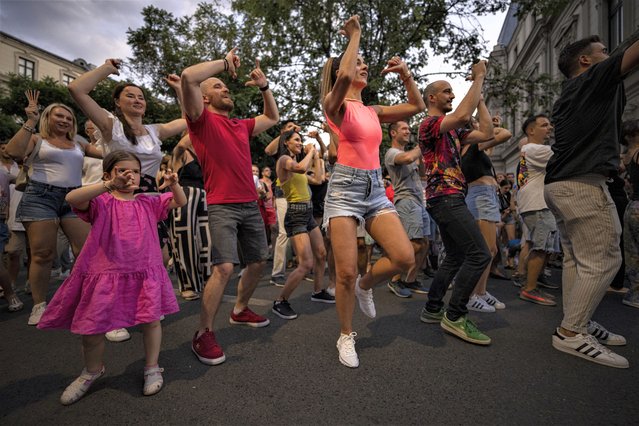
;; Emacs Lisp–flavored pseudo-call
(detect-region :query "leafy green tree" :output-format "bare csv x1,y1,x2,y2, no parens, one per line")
126,0,511,166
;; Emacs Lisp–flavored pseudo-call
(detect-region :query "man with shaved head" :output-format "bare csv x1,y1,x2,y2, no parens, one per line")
417,61,495,345
181,49,279,365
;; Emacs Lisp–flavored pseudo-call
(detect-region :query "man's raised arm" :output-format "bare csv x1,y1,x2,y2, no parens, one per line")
245,59,279,136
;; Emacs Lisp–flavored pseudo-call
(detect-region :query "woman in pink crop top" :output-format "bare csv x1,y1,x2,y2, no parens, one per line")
319,15,425,368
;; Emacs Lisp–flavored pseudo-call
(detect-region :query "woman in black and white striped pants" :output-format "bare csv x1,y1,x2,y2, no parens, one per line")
170,135,212,300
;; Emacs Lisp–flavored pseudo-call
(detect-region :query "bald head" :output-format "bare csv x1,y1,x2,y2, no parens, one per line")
200,77,233,112
423,80,454,113
200,77,222,95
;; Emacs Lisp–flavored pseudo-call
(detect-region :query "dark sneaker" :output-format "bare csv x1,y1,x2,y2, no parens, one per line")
311,289,335,304
623,290,639,308
272,300,298,319
229,307,270,327
537,275,559,290
422,267,435,278
440,313,491,345
387,280,411,298
512,274,524,288
403,280,429,294
270,276,286,287
520,288,557,306
192,329,226,365
420,306,444,323
552,329,628,368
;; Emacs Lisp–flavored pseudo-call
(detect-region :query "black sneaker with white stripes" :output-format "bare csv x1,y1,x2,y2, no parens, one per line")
552,329,629,369
272,300,298,320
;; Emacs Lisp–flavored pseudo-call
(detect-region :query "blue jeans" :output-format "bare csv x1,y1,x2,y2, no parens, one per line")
425,194,492,319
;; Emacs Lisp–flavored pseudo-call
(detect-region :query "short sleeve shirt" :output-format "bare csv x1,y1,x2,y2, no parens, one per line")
187,109,256,205
546,53,626,183
418,115,470,200
384,147,423,205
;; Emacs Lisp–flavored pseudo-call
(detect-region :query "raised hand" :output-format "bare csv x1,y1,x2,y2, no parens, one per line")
225,48,240,79
492,114,502,127
24,89,40,122
339,15,360,39
110,169,139,191
158,168,179,190
381,56,408,76
308,130,319,139
468,60,488,81
245,59,268,89
164,74,181,92
105,58,122,76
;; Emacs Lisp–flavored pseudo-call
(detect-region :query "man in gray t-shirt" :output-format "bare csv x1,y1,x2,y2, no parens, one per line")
383,121,429,296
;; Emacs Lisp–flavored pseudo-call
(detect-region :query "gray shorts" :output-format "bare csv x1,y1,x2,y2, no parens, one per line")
521,209,558,252
395,198,426,240
207,201,268,265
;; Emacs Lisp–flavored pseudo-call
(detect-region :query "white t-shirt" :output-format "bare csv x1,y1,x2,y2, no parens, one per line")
99,110,163,177
517,143,553,213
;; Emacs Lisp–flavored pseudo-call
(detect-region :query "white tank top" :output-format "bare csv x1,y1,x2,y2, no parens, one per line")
99,110,163,177
31,139,84,187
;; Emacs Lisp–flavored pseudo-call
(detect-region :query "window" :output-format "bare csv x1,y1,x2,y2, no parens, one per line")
62,74,75,85
18,57,35,79
609,0,624,51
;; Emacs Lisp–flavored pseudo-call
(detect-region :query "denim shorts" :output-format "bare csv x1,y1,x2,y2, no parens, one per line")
284,202,318,237
323,164,395,230
16,180,79,222
521,209,559,252
0,223,9,253
421,206,436,238
395,198,426,240
207,201,268,265
465,184,501,222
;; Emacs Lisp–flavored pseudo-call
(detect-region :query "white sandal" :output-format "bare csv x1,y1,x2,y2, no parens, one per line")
60,366,105,405
143,366,164,396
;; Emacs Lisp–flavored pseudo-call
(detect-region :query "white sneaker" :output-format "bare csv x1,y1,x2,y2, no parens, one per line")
587,320,626,346
60,366,105,405
105,328,131,342
354,275,376,318
28,302,46,326
336,332,359,368
467,294,495,313
326,287,335,297
479,292,505,309
552,329,629,369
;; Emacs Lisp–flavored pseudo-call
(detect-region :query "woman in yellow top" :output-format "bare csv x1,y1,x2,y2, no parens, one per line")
272,129,333,320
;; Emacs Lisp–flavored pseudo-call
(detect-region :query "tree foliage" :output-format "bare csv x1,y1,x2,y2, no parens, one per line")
125,0,510,166
0,74,181,149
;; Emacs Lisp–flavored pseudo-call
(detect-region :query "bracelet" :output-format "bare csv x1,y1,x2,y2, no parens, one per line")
22,124,36,134
401,72,413,83
103,180,113,193
223,58,229,72
259,84,270,92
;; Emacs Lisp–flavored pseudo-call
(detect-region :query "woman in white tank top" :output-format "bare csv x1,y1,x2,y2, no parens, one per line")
7,92,103,327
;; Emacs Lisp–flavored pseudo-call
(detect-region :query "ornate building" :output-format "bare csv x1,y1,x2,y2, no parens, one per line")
487,0,639,174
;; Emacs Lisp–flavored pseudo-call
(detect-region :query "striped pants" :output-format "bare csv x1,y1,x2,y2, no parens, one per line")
169,186,212,293
544,175,621,334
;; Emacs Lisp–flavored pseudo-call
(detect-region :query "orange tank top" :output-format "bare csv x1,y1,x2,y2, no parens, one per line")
326,99,382,170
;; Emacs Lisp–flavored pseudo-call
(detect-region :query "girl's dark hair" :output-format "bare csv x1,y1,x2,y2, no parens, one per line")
102,150,142,175
499,179,511,187
276,129,304,162
622,119,639,145
112,83,145,145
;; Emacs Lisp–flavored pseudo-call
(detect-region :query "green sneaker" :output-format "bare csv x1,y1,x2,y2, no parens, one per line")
420,306,444,323
440,313,491,345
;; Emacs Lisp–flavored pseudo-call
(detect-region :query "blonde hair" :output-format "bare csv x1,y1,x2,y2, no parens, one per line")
39,103,77,141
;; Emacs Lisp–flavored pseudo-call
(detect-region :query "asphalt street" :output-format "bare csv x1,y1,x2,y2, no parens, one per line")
0,265,637,425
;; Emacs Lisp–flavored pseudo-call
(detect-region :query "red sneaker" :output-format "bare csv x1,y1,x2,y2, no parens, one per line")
192,329,226,365
229,307,270,327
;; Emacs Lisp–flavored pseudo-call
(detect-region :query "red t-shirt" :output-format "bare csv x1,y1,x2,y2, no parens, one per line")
187,109,256,204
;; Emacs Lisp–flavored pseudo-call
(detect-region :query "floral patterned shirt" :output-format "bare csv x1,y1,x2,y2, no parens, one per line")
418,115,470,200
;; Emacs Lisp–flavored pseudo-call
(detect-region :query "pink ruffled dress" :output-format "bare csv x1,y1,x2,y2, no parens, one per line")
38,192,179,335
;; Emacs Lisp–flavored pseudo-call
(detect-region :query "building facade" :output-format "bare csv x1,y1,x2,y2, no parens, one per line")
0,31,93,88
487,0,639,174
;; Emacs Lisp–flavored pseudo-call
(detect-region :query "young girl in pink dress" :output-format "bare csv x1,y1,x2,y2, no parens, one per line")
38,150,187,405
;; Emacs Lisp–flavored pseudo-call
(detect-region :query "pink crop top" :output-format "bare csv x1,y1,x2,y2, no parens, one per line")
326,100,382,170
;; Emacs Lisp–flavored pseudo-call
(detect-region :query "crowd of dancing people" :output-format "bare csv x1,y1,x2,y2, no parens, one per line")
1,15,639,404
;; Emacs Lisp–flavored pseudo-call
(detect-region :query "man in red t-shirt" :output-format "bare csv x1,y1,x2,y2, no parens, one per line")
181,49,279,366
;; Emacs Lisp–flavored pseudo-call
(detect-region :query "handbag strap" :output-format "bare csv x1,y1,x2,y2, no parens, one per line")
24,136,43,167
